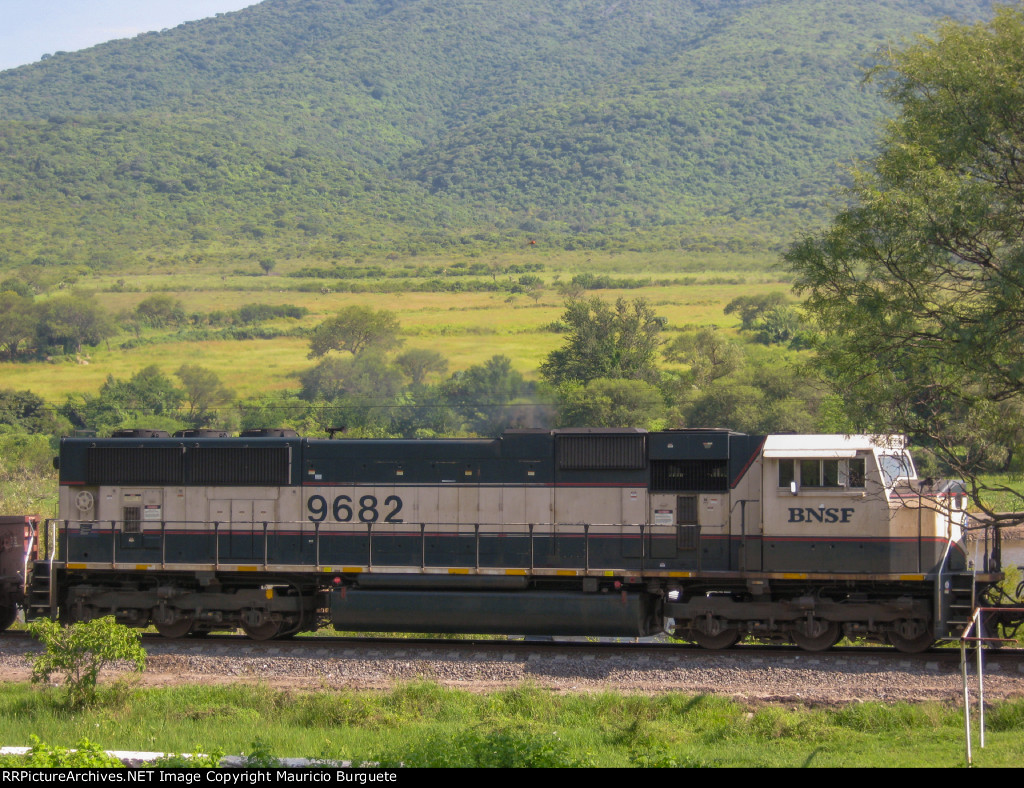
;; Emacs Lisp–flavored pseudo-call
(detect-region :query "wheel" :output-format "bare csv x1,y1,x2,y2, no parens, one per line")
0,605,17,632
887,620,934,653
154,617,193,639
791,620,841,652
242,620,281,641
688,627,741,650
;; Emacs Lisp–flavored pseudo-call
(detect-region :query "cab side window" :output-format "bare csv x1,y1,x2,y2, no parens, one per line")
778,459,795,488
846,458,865,488
779,457,866,489
800,460,822,487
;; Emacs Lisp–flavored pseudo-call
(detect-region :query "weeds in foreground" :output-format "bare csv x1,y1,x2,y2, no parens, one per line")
27,617,146,709
0,684,1021,768
0,736,124,768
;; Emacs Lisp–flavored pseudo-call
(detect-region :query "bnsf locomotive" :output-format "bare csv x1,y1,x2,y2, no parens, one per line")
10,428,1007,652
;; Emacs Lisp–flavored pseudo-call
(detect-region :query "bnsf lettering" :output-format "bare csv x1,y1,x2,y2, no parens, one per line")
787,507,855,523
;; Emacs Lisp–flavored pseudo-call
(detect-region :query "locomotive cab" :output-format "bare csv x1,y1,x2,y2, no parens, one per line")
759,435,965,575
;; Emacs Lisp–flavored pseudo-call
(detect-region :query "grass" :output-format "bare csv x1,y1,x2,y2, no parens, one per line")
975,474,1024,514
0,479,57,520
3,251,792,401
0,681,1021,767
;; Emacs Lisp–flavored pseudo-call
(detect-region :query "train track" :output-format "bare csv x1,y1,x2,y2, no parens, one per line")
3,631,1023,704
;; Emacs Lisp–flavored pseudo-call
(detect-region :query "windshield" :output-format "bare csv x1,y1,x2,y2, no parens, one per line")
878,452,915,486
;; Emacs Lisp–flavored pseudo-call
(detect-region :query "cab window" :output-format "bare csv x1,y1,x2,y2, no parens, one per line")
778,459,795,488
878,453,914,486
779,458,865,489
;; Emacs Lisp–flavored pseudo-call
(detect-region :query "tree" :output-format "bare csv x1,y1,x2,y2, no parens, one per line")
0,292,37,360
308,306,403,359
176,364,235,423
299,353,403,403
0,389,66,434
442,355,536,435
101,366,183,416
723,293,789,332
785,7,1024,520
555,378,665,429
0,277,34,298
751,305,807,347
395,348,449,387
61,367,185,434
28,616,146,708
664,327,743,388
677,360,820,435
237,393,309,432
540,296,664,386
35,294,115,354
134,294,186,327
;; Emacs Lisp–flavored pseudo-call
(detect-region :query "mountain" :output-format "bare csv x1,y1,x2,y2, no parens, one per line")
0,0,996,267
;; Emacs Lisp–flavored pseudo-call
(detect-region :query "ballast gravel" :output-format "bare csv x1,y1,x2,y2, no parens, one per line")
2,636,1023,705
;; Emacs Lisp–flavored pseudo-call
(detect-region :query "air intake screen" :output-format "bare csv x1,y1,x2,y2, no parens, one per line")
651,460,729,492
86,448,184,485
189,447,290,485
557,435,646,471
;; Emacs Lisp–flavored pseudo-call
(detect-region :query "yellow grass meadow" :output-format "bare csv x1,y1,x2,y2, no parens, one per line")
4,252,794,402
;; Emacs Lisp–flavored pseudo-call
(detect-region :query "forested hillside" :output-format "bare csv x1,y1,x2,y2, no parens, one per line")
0,0,995,268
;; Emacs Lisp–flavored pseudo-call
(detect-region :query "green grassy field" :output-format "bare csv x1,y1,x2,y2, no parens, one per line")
0,681,1020,768
2,251,793,400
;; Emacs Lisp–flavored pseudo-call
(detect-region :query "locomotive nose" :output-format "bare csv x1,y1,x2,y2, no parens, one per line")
928,478,968,509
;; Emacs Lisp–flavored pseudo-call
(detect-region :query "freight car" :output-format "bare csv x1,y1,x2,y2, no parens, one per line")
0,516,38,631
11,428,1010,652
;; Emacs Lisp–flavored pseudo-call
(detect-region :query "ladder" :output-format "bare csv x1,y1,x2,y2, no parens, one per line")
943,572,977,638
935,531,978,640
24,560,55,621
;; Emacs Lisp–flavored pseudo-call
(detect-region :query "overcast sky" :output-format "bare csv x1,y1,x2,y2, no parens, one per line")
0,1,258,72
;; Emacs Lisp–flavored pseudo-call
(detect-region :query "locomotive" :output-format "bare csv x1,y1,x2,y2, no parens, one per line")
8,427,1009,652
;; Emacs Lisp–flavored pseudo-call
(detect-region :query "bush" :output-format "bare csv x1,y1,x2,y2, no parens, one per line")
0,427,54,482
0,736,125,768
28,617,146,708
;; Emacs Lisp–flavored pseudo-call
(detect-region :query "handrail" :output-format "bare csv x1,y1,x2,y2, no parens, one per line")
50,518,677,574
21,520,36,597
935,530,957,635
957,605,1024,766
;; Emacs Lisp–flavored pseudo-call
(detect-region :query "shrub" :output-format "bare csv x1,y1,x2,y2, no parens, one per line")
394,727,594,768
28,616,146,708
0,736,124,768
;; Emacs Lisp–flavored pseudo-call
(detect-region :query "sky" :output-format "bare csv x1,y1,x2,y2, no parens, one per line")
0,1,258,72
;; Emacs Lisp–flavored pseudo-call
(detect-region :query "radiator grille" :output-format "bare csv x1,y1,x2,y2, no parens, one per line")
86,448,184,485
189,447,291,485
557,434,646,471
84,446,290,486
